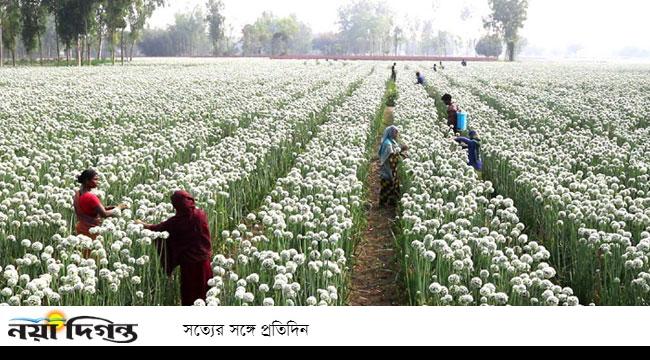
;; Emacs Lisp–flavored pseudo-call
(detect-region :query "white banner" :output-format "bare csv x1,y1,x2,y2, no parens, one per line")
1,307,649,346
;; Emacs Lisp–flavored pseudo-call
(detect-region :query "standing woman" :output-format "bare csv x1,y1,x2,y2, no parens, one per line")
379,126,408,207
139,191,213,306
73,169,126,248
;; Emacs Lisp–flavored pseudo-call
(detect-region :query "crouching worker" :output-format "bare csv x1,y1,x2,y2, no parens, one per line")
455,130,483,171
138,191,213,306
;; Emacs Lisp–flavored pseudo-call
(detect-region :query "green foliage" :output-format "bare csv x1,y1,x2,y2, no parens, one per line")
128,0,165,46
1,0,21,55
484,0,529,61
242,12,312,56
55,0,98,49
205,0,224,55
337,0,394,55
475,34,503,58
386,80,398,107
20,0,47,55
140,7,208,57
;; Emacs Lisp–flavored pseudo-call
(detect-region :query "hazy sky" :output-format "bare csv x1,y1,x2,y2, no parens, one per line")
149,0,649,56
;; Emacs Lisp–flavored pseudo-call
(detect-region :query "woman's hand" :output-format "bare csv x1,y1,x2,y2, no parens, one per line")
118,204,129,210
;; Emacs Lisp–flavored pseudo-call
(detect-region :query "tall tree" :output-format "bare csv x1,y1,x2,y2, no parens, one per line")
392,26,403,55
104,0,130,64
58,0,97,66
241,12,311,56
21,0,48,64
241,24,259,55
42,0,62,61
0,1,5,67
205,0,224,56
484,0,528,61
94,1,107,60
312,32,340,56
128,0,164,61
166,7,207,56
337,0,394,55
1,0,20,66
420,20,434,55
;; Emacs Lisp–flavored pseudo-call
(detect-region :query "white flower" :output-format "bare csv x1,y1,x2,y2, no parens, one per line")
242,293,255,303
26,295,42,306
424,251,437,262
207,297,221,306
459,295,474,305
263,298,274,306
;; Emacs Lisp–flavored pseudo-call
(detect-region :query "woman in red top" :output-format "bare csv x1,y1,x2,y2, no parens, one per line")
138,191,213,306
73,170,127,245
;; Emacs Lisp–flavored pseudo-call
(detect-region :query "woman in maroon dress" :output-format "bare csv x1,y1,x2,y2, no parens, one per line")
139,191,213,306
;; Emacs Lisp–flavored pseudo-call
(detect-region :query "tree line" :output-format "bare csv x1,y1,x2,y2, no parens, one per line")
1,0,530,66
0,0,166,66
140,0,528,60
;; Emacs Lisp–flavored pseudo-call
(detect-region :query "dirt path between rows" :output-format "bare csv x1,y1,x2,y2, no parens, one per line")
349,107,404,306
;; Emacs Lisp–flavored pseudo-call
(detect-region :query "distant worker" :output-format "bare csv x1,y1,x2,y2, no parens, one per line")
461,59,467,67
379,126,408,207
440,61,445,70
416,71,426,86
391,62,397,81
442,93,461,133
138,191,213,306
433,64,438,72
455,130,483,171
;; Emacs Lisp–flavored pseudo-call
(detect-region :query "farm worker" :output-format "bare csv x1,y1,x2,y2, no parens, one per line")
461,59,467,67
440,61,445,70
416,71,426,86
391,62,397,81
433,64,438,72
138,191,213,306
73,169,127,254
442,93,461,133
379,126,408,207
455,130,483,171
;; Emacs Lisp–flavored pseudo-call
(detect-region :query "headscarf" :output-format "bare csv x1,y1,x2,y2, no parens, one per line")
172,190,197,219
379,126,401,181
379,126,399,163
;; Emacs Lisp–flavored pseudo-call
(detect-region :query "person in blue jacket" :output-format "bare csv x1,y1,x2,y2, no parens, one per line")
455,130,483,171
416,72,426,86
